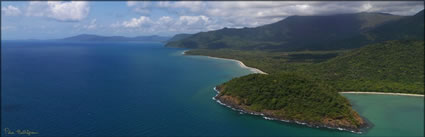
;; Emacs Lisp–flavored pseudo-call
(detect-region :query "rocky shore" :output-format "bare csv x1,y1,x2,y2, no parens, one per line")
213,87,370,133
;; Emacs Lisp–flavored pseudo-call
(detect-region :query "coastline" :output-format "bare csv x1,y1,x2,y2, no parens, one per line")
181,49,423,97
212,87,366,134
181,49,419,133
340,91,424,97
181,50,267,74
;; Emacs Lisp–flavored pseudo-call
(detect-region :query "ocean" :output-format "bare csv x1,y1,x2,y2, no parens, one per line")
1,41,423,136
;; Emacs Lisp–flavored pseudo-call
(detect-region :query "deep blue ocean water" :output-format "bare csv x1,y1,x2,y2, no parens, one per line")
1,41,423,136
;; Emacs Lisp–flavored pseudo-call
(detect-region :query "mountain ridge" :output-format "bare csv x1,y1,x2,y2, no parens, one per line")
166,10,423,51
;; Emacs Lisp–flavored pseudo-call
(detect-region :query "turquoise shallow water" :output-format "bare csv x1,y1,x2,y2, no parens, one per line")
342,94,424,136
1,41,423,136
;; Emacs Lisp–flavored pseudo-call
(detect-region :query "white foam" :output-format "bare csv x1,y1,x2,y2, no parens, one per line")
211,87,365,134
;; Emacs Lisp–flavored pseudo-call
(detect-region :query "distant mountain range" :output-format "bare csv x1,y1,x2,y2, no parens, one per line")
60,34,171,42
166,10,424,51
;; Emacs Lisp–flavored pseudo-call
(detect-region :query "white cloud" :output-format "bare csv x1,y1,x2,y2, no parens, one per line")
2,5,22,16
47,2,90,21
111,15,219,35
26,2,46,17
176,15,209,26
166,2,205,13
122,16,153,28
110,22,121,28
26,1,90,21
157,16,173,25
72,18,100,33
173,15,215,33
127,1,151,15
84,19,97,29
127,1,137,7
157,1,171,8
126,1,205,15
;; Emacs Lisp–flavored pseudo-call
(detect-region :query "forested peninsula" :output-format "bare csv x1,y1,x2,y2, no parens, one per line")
215,73,368,132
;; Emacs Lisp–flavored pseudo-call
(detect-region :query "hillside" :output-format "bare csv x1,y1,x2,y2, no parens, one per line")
367,10,424,42
216,73,367,132
329,10,424,49
304,40,424,94
61,34,170,42
187,40,424,94
166,12,407,51
166,34,193,42
174,10,424,94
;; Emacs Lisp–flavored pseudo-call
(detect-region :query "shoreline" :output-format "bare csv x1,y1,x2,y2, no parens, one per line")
181,50,267,74
181,50,423,97
212,87,365,134
181,49,421,133
340,91,424,97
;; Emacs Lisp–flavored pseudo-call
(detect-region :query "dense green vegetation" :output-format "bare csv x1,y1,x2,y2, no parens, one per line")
167,12,410,51
304,40,424,94
176,10,424,94
218,73,365,128
367,10,424,42
186,49,348,73
188,40,424,94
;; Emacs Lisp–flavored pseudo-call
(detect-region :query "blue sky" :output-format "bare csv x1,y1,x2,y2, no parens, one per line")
1,1,424,40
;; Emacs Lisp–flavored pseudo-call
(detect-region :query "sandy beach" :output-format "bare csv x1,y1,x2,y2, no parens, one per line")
340,91,424,97
182,50,267,74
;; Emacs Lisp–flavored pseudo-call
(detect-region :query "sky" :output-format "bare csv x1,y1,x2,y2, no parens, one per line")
1,1,424,40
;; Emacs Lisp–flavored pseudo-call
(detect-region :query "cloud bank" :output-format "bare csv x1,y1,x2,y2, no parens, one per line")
26,1,90,21
2,5,22,16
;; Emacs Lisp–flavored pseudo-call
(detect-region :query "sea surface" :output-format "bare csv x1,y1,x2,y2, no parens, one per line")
1,41,423,136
